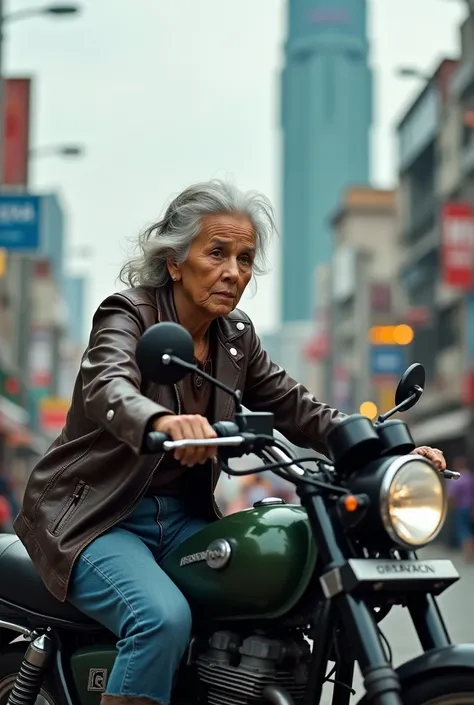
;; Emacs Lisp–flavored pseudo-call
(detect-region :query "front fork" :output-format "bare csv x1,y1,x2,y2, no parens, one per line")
399,549,451,652
7,632,55,705
298,484,452,705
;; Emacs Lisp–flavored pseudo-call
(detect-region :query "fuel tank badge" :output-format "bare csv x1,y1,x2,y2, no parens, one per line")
88,669,108,692
179,538,232,569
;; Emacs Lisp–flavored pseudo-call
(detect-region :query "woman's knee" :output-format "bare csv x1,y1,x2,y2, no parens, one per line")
68,529,193,652
141,591,192,649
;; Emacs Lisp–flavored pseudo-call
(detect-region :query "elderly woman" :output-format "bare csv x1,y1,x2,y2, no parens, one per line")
14,180,445,705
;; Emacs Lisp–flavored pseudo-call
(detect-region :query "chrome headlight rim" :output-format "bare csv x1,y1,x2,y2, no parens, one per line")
379,455,447,548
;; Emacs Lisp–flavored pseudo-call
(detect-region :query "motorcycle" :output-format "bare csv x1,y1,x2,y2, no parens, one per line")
0,321,474,705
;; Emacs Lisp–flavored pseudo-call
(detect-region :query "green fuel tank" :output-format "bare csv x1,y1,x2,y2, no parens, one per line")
161,500,317,621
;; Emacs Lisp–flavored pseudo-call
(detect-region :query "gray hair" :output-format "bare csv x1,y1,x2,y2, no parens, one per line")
119,179,276,288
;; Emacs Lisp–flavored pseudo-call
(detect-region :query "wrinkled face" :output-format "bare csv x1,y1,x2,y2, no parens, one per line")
168,213,256,319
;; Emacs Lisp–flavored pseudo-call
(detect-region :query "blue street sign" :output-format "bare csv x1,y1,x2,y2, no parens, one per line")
0,195,40,251
370,345,406,377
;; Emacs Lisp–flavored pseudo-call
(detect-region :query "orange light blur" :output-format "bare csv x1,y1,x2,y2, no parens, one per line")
392,324,414,345
360,401,378,419
344,495,359,512
368,324,414,346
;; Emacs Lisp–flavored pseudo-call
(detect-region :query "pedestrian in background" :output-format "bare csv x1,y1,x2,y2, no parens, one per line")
447,456,474,561
0,495,13,533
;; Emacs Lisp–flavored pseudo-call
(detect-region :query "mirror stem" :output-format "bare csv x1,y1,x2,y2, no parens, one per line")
167,355,243,413
375,386,423,425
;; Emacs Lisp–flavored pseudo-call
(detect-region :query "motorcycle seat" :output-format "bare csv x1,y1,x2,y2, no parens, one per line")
0,533,96,626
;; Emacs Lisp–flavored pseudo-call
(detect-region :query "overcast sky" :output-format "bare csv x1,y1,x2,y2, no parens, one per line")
5,0,466,339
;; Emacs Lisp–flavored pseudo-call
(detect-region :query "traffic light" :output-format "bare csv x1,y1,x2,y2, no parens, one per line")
368,324,414,346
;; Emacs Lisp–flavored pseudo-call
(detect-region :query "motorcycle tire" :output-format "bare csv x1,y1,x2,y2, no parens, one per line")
0,645,63,705
400,672,474,704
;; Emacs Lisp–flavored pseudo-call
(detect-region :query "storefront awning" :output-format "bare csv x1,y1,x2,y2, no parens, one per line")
0,395,29,433
410,408,470,445
0,395,48,455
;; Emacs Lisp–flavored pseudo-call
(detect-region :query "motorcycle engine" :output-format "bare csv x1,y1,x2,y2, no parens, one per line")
196,630,310,705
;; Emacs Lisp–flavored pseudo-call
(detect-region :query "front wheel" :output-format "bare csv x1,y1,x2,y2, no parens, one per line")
400,672,474,704
357,671,474,705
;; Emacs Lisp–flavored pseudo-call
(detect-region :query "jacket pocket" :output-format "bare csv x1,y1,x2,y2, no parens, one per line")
33,428,103,519
49,480,90,536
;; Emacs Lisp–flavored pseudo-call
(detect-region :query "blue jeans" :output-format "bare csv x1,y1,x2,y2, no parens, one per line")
68,496,209,704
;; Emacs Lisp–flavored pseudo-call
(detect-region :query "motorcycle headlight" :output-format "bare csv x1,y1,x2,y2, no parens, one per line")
380,456,447,547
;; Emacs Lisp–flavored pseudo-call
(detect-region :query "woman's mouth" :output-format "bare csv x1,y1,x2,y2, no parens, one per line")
213,291,234,300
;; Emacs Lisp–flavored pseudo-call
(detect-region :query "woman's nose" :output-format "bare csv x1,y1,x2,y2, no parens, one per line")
224,259,240,281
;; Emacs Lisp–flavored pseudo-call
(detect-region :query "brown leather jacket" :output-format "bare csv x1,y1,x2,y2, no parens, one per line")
14,285,344,602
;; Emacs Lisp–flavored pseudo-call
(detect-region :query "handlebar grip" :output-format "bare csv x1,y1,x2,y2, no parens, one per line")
145,421,240,453
146,431,170,452
212,421,240,437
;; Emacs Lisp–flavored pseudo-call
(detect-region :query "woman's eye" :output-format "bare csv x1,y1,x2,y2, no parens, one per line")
210,249,222,258
239,255,252,265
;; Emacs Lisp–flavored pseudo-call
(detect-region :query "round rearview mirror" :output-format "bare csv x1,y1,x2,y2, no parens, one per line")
136,322,194,385
395,363,425,410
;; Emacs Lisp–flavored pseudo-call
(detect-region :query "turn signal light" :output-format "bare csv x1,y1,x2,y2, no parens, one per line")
338,493,370,530
344,495,359,512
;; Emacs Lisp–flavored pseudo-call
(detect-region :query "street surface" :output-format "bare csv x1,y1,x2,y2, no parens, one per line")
320,544,474,703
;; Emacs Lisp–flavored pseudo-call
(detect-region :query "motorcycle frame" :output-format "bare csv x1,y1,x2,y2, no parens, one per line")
0,550,458,705
0,444,458,705
297,480,453,705
0,618,101,705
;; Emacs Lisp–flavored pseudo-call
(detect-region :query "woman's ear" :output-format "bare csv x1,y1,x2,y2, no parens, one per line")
167,260,181,282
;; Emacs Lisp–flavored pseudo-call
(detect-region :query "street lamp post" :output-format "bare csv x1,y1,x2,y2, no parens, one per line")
0,3,80,188
396,67,431,83
29,143,85,159
4,5,79,22
0,1,5,191
0,2,81,408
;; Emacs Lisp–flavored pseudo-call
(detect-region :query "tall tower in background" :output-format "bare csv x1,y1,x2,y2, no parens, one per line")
281,0,372,322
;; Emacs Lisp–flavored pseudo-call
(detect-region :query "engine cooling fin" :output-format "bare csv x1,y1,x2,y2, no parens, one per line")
196,659,306,705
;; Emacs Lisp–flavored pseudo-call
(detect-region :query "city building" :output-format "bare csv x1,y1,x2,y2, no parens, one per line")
62,274,86,347
304,187,401,416
280,0,372,322
59,273,87,404
396,46,474,462
0,192,88,497
263,0,373,390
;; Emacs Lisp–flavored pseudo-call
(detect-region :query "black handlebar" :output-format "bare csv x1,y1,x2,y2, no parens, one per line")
443,469,461,480
146,421,240,453
145,424,460,481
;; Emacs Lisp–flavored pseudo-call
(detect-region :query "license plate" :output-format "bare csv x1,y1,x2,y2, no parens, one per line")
320,559,459,598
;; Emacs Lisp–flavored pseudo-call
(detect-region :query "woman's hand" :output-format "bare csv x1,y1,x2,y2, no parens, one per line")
154,414,217,467
411,446,446,471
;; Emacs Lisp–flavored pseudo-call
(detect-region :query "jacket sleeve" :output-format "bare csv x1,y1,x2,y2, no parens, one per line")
81,293,173,454
242,323,346,456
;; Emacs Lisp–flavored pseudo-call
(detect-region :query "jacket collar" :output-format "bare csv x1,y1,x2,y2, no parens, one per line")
155,285,248,421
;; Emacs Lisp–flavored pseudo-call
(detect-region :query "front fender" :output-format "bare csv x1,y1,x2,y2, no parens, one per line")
397,643,474,683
